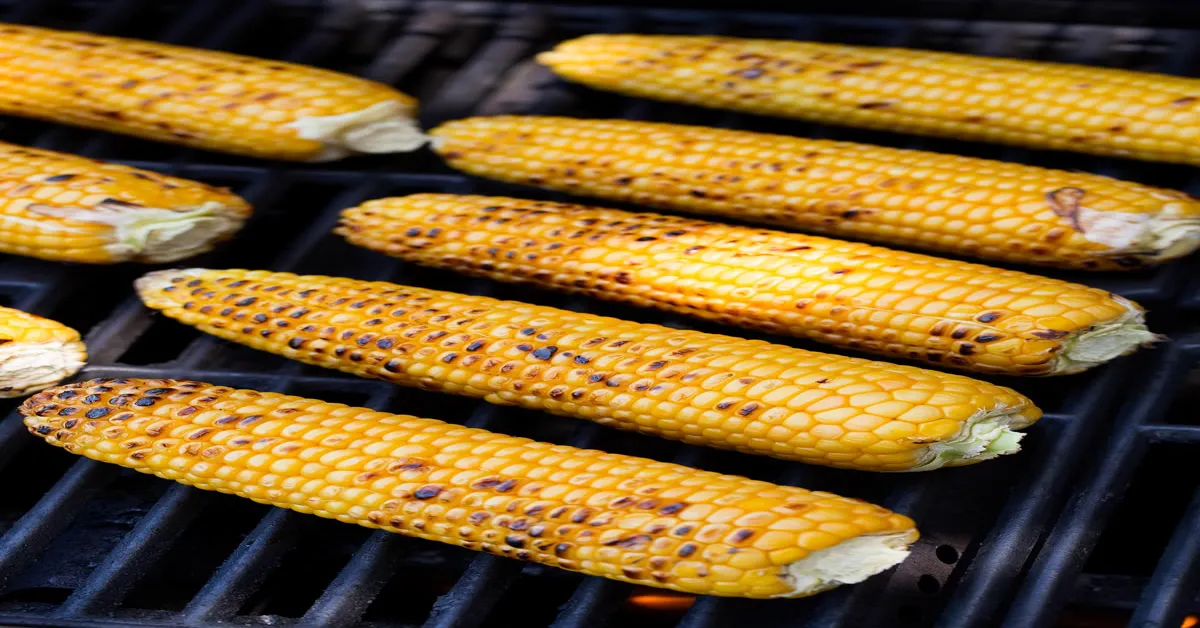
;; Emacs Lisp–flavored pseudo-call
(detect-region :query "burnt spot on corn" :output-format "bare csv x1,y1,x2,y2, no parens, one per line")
1032,329,1070,340
414,486,442,500
950,328,970,340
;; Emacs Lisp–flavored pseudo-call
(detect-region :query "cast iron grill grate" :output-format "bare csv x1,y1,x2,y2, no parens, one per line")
0,1,1196,627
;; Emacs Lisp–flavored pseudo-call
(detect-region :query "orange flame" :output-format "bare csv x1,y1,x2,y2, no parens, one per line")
1182,616,1197,628
627,592,696,612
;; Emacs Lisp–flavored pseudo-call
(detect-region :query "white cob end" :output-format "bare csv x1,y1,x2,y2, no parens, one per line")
779,530,917,597
29,201,247,263
0,338,87,398
1139,214,1200,262
910,407,1032,472
1053,297,1159,375
288,100,428,162
1047,188,1200,263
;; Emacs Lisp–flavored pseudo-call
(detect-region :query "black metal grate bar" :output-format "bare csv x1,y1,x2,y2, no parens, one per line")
1000,337,1200,627
52,485,213,617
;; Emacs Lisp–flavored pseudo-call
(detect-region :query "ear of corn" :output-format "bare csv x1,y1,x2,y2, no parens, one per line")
540,34,1200,166
22,378,919,599
428,116,1200,270
337,193,1155,376
0,142,250,263
0,307,85,397
135,268,1041,472
0,24,425,161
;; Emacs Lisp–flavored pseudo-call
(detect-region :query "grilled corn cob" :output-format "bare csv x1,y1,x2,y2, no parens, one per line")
0,24,425,161
429,116,1200,270
337,194,1154,376
135,268,1041,471
540,34,1200,166
0,142,249,263
0,307,85,397
23,378,919,598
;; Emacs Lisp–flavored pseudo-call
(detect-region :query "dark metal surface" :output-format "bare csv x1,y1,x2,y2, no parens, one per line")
0,1,1197,627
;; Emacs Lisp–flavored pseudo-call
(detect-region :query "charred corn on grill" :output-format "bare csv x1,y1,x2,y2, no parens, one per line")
0,142,249,263
337,194,1155,375
135,268,1041,472
540,34,1200,166
22,378,919,599
0,306,85,397
429,116,1200,269
0,24,425,161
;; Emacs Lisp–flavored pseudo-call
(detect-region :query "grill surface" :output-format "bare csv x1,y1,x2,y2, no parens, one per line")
0,1,1197,627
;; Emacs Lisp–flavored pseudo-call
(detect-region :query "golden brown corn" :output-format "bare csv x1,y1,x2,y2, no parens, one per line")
0,307,85,397
429,116,1200,270
337,194,1155,376
0,24,424,161
0,142,250,263
135,268,1041,472
540,34,1200,165
23,378,919,598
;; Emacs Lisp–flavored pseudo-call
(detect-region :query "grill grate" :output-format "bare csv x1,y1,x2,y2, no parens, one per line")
0,1,1197,627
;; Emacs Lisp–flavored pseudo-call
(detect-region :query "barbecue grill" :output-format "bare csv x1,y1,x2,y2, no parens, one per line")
0,1,1197,626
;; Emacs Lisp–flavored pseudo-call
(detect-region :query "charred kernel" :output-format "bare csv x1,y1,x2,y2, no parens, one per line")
235,297,256,306
85,408,110,419
1032,329,1070,339
134,397,158,407
83,394,100,404
531,346,558,360
678,543,698,557
414,486,442,499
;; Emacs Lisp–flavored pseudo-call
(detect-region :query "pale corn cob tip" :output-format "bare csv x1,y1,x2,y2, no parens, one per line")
538,34,1200,167
22,377,919,598
0,307,86,397
135,268,1041,472
427,116,1200,269
0,143,251,263
0,24,426,161
338,193,1157,376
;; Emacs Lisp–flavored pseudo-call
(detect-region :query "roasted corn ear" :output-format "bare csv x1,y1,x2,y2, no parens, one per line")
429,116,1200,270
337,194,1155,376
540,34,1200,166
0,307,85,397
135,268,1041,471
0,24,424,161
23,377,919,598
0,142,249,263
